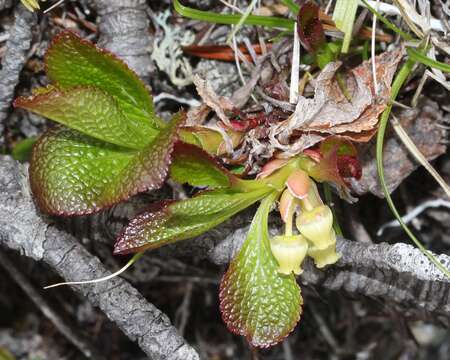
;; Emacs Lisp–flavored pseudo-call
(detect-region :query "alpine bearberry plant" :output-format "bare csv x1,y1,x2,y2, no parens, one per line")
15,31,362,347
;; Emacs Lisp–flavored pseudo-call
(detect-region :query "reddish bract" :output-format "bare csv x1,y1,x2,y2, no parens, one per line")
306,137,362,186
297,2,326,54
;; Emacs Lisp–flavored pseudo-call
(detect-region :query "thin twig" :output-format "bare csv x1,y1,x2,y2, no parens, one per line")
309,303,341,354
377,198,450,236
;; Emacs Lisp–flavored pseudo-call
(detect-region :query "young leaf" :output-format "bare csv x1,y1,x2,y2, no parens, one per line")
170,142,236,188
304,137,362,186
114,186,272,254
179,126,242,156
15,86,158,149
297,2,325,54
219,192,302,347
30,113,184,215
12,137,37,161
45,31,163,129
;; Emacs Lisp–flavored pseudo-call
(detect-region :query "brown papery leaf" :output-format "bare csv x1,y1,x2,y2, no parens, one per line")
191,75,235,126
272,49,403,155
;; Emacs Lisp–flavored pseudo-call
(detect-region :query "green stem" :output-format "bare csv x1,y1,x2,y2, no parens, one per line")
284,199,295,237
323,183,343,236
407,47,450,73
376,58,450,278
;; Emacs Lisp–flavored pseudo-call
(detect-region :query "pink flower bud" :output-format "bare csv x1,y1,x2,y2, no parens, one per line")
286,169,311,199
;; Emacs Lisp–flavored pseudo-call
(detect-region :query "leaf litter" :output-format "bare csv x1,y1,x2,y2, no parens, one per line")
190,47,403,172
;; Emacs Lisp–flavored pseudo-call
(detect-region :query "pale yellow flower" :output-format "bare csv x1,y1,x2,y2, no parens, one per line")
270,235,309,275
296,205,341,268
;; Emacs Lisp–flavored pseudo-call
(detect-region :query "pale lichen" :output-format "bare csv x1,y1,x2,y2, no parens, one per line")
151,10,194,87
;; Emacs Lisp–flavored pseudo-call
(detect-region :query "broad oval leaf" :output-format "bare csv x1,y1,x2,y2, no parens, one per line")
114,186,272,255
15,86,158,150
170,142,237,188
220,193,303,347
30,113,184,215
45,31,163,129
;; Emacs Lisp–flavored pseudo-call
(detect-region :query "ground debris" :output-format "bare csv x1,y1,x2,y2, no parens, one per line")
351,98,447,197
271,48,403,157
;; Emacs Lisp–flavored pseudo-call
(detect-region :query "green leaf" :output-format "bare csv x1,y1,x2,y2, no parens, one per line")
30,113,184,215
114,186,272,254
280,0,299,14
219,192,302,347
15,86,157,150
11,137,37,161
170,142,237,188
332,0,358,53
407,47,450,72
174,0,294,30
45,31,163,129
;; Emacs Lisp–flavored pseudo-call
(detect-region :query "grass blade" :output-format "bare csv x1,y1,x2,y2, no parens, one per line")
226,0,258,43
174,0,294,30
407,47,450,72
332,0,358,53
280,0,299,14
376,59,450,279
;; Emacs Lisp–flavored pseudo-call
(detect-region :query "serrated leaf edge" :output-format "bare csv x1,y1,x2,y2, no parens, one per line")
29,113,185,217
218,193,303,348
14,85,152,150
43,30,156,121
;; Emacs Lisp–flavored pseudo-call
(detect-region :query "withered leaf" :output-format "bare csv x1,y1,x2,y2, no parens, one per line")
272,49,403,156
191,75,235,126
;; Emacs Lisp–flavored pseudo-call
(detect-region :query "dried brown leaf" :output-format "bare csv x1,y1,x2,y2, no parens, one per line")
271,49,403,156
192,75,235,126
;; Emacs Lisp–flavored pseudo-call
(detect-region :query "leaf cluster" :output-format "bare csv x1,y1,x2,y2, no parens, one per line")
16,31,363,348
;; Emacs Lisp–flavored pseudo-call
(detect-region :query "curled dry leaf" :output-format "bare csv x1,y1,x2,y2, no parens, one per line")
183,43,271,62
271,49,403,156
191,74,236,126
